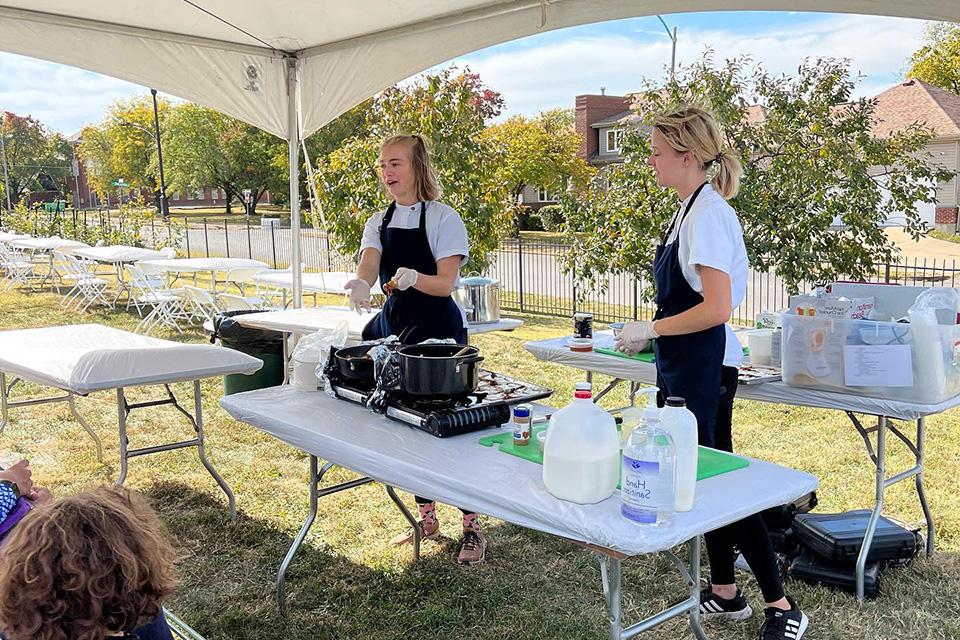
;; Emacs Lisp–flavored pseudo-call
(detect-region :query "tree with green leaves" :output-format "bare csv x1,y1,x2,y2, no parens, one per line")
78,95,172,206
312,68,513,271
558,55,955,295
163,103,284,215
481,109,593,229
0,112,70,202
908,22,960,95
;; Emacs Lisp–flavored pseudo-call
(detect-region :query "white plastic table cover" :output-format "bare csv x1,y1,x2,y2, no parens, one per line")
221,385,817,556
0,324,262,395
73,245,164,263
138,257,268,273
11,237,87,251
0,232,28,243
234,306,524,340
253,270,384,296
525,334,960,422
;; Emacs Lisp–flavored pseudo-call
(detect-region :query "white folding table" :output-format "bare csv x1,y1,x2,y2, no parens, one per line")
139,257,268,290
221,385,817,637
73,245,167,304
11,237,89,289
0,324,263,517
230,306,524,382
525,333,953,600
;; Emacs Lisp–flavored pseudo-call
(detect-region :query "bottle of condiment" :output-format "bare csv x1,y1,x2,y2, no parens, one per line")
512,404,531,446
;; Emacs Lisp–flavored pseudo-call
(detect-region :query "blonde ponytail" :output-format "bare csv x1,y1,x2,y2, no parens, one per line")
652,106,742,199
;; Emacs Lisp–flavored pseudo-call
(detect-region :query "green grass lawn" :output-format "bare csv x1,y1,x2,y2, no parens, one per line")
1,286,959,639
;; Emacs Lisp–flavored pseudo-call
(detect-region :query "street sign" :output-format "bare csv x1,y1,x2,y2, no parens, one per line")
242,188,252,204
111,179,128,187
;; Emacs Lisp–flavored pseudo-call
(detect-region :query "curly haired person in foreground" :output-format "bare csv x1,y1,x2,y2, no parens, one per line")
0,485,177,640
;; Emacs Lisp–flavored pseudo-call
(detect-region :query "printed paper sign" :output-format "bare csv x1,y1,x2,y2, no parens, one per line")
843,345,913,387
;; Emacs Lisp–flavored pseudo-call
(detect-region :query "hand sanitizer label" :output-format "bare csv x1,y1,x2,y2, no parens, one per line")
621,456,660,524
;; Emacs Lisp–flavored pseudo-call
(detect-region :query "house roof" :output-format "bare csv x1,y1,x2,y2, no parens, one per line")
591,109,635,128
871,79,960,139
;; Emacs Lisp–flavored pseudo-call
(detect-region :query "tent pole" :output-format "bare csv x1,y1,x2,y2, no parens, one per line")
286,57,302,308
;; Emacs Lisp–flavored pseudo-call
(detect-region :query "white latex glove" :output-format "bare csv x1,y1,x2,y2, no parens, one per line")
393,267,419,291
614,320,659,355
343,278,372,313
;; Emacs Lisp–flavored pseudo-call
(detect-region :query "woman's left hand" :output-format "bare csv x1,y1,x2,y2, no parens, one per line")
393,267,419,291
614,321,659,355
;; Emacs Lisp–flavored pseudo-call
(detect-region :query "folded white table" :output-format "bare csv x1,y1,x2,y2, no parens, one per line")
221,385,817,637
525,333,957,599
0,324,263,517
252,270,383,298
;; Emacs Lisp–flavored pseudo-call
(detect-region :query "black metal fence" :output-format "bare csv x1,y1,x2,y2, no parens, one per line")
13,210,960,327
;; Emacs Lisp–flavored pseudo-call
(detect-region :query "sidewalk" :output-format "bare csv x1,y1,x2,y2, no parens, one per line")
887,228,960,263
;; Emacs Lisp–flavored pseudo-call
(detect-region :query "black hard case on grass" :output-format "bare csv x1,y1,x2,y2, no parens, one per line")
761,491,818,531
793,509,921,566
788,550,882,599
761,492,818,559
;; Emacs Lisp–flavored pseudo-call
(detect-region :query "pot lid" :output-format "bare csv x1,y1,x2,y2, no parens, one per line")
460,276,498,286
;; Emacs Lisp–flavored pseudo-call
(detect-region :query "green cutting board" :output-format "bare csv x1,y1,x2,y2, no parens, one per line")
478,426,749,481
595,346,655,362
593,345,749,363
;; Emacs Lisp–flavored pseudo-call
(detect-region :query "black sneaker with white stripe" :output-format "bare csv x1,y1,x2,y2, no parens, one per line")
699,587,753,620
759,596,808,640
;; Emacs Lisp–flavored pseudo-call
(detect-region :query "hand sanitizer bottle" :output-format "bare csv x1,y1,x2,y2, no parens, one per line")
620,395,676,526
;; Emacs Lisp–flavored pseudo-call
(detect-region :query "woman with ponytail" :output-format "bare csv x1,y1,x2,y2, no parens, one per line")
615,106,809,640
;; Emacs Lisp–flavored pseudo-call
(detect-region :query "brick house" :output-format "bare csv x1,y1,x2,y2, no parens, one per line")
573,82,960,231
68,131,273,210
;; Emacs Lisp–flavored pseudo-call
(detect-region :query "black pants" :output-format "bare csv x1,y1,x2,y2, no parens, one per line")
703,366,785,603
414,496,474,517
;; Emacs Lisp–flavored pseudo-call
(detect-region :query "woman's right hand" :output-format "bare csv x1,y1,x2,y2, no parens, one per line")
0,460,33,497
344,279,372,313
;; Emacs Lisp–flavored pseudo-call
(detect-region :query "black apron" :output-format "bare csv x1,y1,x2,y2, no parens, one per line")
652,182,726,447
361,201,467,345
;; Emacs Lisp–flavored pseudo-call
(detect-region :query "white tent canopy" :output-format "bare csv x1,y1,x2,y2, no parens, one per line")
1,1,957,301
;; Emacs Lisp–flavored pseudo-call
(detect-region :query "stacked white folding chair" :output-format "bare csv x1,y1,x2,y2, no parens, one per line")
222,267,269,308
0,243,39,291
127,263,186,335
182,285,222,325
216,292,255,312
125,262,167,317
55,252,112,312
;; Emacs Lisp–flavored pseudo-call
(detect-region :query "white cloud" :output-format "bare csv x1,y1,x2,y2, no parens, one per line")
456,14,929,116
0,53,146,135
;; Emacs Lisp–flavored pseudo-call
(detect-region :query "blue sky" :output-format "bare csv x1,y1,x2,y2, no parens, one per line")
0,11,932,135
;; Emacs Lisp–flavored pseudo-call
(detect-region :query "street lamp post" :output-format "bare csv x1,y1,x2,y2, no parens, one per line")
117,89,168,217
656,15,678,82
150,89,169,217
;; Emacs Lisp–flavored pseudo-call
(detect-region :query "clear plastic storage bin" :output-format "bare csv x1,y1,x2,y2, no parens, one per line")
781,314,960,404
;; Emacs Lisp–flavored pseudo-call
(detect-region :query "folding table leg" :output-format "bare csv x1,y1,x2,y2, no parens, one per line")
385,485,422,562
0,372,8,434
856,416,887,601
68,393,103,463
277,456,372,614
190,381,236,518
915,417,935,557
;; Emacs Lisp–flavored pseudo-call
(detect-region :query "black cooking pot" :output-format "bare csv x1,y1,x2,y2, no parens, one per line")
334,345,376,381
396,344,483,398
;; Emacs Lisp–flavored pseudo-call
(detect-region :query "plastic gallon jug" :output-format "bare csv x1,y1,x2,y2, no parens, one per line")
660,397,698,512
621,412,676,526
542,382,621,504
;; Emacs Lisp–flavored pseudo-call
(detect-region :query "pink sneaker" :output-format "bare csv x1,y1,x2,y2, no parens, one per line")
457,529,487,565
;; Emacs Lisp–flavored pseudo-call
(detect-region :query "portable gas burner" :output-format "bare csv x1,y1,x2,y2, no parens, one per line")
327,369,552,438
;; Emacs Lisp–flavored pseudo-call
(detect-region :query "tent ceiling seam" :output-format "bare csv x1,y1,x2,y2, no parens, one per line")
0,4,286,59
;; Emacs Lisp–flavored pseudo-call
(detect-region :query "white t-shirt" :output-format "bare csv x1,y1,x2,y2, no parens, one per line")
663,183,748,368
360,200,470,327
